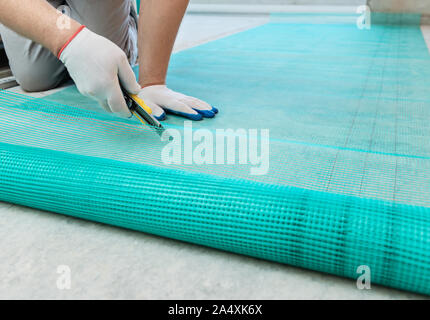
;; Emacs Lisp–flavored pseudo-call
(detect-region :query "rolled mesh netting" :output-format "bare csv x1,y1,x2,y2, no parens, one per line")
1,13,430,295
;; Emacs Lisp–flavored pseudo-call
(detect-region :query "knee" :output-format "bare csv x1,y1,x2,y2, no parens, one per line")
17,75,56,93
14,63,67,92
0,24,68,92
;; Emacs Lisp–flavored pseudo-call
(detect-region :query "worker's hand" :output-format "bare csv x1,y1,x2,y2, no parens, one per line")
137,85,218,121
58,27,140,118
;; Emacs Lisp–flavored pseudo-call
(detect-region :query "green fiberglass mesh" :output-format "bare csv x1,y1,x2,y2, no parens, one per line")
1,13,430,295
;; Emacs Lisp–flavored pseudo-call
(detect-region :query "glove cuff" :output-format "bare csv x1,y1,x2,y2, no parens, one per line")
57,25,86,59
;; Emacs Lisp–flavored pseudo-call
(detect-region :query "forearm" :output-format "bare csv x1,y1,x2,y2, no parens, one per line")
138,0,189,87
0,0,81,55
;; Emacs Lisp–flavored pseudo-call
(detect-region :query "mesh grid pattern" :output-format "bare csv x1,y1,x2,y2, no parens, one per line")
1,13,430,295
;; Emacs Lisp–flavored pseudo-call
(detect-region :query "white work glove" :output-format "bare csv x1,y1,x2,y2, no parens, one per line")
138,85,218,121
59,27,140,118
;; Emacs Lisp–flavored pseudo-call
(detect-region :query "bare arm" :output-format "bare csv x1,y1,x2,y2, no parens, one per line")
0,0,140,118
136,0,217,120
137,0,189,87
0,0,81,55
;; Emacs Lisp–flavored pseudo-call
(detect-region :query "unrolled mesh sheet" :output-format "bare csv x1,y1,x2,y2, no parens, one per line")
0,13,429,295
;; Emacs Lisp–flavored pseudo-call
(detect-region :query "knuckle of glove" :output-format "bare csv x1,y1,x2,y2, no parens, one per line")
81,81,108,99
111,48,128,64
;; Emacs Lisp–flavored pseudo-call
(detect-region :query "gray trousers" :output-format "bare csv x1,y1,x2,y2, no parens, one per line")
0,0,138,92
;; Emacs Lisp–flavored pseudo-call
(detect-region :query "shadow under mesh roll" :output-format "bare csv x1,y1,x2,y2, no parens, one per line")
1,13,429,295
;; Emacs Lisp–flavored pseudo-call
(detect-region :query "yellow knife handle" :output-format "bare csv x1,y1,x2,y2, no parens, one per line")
130,94,152,115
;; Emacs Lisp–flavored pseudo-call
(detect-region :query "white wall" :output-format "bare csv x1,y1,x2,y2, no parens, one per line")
191,0,364,5
189,0,430,14
368,0,430,14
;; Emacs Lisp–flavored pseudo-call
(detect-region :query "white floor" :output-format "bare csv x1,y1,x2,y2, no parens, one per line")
1,12,429,300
